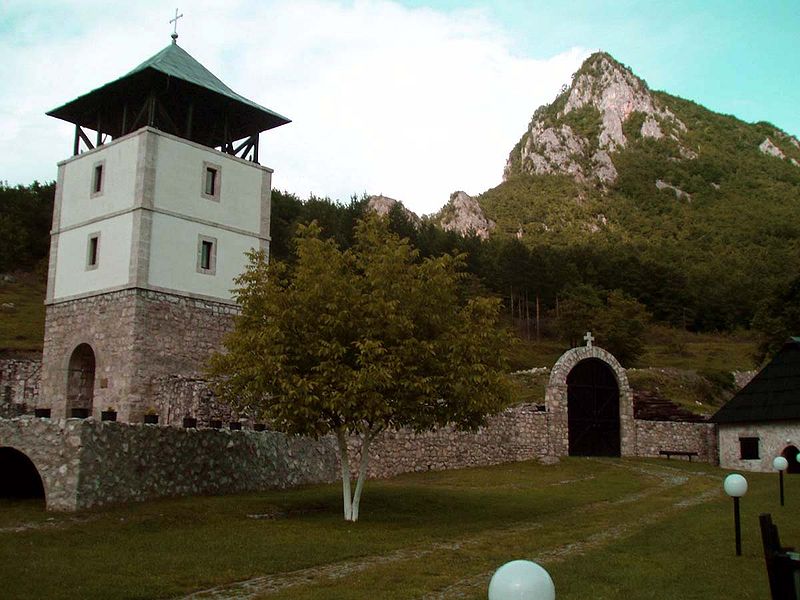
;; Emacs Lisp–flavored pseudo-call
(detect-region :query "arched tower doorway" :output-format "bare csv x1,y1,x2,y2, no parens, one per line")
782,445,799,474
67,343,95,416
545,339,634,457
567,358,621,456
0,447,45,501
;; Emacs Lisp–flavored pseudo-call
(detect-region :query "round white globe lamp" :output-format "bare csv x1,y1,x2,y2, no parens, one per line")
724,473,748,556
724,473,748,497
774,456,789,506
488,560,555,600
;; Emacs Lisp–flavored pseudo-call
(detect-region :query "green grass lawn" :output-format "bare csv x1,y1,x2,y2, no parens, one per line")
0,457,796,599
0,272,46,352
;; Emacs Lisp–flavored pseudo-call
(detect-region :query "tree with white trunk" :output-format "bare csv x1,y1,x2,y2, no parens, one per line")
209,216,509,521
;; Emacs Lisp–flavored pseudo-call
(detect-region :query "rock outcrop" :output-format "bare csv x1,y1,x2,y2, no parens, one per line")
655,180,692,202
759,137,786,159
366,195,421,225
504,52,691,185
436,191,495,239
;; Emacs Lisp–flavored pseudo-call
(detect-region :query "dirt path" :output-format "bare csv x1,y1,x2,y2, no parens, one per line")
177,460,720,600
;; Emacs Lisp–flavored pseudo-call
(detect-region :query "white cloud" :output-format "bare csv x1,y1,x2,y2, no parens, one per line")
0,0,588,214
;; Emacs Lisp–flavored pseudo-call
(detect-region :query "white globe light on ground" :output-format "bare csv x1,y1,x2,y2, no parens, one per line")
488,560,555,600
724,473,748,497
773,456,789,471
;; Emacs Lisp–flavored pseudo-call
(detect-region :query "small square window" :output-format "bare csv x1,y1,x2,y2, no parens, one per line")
196,235,217,275
91,160,105,198
739,437,759,460
201,162,221,201
86,233,100,270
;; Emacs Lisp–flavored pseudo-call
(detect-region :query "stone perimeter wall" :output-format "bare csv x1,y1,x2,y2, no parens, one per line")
0,417,339,511
634,420,718,463
0,400,718,511
0,359,40,417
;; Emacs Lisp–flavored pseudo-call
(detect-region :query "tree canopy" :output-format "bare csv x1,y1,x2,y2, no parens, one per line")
209,216,510,521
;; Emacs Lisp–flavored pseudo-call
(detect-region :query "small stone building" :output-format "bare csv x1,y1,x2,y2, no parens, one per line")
38,36,289,424
712,337,800,473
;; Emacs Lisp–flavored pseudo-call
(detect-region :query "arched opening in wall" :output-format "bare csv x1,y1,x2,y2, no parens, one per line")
567,358,621,457
67,343,95,416
782,445,800,474
0,447,45,502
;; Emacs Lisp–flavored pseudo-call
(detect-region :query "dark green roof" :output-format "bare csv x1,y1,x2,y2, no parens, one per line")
47,42,289,148
712,337,800,424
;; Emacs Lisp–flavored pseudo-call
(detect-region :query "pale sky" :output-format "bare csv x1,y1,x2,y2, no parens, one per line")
1,0,798,215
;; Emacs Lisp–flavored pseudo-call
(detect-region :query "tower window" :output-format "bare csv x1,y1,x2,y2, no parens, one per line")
201,162,221,201
86,233,100,270
196,235,217,275
739,437,759,460
91,160,105,197
200,241,213,269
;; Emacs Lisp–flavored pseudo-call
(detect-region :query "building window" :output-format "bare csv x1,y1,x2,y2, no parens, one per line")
201,162,221,201
91,160,105,198
86,233,100,270
196,235,217,275
739,437,759,460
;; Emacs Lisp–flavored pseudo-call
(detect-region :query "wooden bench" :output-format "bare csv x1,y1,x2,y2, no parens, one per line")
760,513,800,600
658,450,699,461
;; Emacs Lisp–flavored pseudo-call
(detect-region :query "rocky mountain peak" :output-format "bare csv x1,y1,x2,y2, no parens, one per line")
504,51,690,186
436,191,495,240
366,195,421,225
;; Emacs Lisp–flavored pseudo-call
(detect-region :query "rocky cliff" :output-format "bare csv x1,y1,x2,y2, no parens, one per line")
435,191,495,239
503,52,798,189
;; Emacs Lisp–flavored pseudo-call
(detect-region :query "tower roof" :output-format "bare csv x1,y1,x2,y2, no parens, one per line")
712,337,800,424
47,42,290,149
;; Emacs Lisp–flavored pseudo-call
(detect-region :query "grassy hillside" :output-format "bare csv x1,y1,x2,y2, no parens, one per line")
0,272,46,353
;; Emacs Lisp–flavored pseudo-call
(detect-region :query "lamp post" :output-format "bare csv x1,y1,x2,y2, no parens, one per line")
773,456,789,506
724,473,748,556
488,560,555,600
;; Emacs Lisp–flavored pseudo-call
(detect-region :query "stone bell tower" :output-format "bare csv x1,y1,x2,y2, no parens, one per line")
39,33,290,423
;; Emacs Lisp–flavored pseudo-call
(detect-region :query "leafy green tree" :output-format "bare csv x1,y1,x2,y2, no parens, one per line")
209,216,510,522
0,181,55,272
555,286,649,366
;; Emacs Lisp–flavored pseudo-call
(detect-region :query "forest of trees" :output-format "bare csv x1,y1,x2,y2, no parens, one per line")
2,182,798,363
268,189,799,364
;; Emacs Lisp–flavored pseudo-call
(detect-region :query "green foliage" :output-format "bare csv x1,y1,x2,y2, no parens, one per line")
269,190,367,262
0,181,54,273
211,216,509,435
555,286,650,366
751,273,800,364
562,104,603,143
209,216,510,519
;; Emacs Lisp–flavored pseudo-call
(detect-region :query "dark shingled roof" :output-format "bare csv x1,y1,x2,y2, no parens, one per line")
712,337,800,423
47,42,289,147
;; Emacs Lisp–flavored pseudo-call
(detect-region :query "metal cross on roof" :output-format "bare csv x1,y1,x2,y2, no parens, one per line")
584,331,594,348
170,8,184,43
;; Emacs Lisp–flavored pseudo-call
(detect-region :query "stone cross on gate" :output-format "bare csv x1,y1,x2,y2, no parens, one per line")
583,331,594,348
170,8,184,42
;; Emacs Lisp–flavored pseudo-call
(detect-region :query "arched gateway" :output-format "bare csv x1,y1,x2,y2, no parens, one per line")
545,335,635,457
